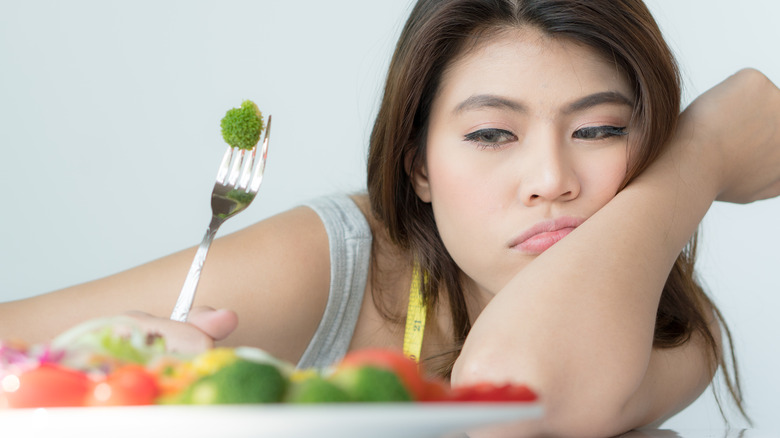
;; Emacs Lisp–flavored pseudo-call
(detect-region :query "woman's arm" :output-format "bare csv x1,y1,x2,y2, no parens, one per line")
0,205,332,364
452,69,780,437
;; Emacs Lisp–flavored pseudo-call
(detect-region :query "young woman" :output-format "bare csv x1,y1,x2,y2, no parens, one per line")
1,0,779,436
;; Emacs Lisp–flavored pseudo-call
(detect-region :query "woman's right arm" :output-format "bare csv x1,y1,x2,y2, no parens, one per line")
0,205,333,364
453,68,780,437
680,68,780,204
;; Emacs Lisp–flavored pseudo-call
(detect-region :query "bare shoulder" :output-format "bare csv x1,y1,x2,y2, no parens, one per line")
348,194,376,229
348,193,395,253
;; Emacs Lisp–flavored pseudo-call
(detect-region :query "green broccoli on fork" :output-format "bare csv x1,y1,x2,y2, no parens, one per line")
220,100,265,150
218,99,266,207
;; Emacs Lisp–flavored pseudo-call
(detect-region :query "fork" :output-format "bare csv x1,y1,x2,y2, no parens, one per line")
169,116,272,322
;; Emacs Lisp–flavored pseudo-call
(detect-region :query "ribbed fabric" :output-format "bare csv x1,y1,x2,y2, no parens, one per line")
296,194,373,369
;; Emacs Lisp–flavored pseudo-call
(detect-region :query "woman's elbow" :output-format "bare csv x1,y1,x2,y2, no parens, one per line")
452,351,653,438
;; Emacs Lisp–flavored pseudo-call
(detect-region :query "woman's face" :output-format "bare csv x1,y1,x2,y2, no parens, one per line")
413,28,634,296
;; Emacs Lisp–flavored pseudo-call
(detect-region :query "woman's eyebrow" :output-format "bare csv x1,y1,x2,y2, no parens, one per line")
452,91,633,115
563,91,634,114
453,94,527,114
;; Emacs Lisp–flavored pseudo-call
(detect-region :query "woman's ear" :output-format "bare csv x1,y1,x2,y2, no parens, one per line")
406,150,432,203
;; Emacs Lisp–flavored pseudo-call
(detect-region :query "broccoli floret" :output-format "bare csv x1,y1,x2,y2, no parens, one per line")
220,100,264,150
180,359,287,404
285,374,352,404
330,366,412,402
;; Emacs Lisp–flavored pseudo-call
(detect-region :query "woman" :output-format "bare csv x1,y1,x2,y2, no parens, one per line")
1,0,779,436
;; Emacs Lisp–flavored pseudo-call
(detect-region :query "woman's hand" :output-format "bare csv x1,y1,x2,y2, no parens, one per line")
123,306,238,354
677,68,780,204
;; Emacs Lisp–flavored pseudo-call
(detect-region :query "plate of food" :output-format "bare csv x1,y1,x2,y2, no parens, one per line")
0,318,542,438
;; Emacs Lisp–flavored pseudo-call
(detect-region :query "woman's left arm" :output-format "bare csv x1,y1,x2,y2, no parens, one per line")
452,69,780,437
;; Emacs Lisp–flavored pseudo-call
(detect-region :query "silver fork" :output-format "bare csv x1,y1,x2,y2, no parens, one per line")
170,116,272,322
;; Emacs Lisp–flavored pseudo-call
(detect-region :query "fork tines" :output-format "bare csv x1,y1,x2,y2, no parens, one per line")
217,115,272,194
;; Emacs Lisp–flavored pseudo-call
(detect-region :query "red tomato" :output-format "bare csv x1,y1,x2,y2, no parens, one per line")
339,349,428,401
4,363,90,408
449,382,538,402
86,365,159,406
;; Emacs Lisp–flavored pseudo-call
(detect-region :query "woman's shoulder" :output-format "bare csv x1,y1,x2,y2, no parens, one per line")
346,193,394,246
299,192,395,246
301,193,375,239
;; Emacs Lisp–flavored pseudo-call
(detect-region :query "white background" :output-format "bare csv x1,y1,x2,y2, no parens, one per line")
0,0,778,433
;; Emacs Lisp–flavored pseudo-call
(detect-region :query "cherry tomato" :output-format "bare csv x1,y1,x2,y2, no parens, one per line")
449,382,538,402
4,363,90,408
338,349,428,401
87,364,159,406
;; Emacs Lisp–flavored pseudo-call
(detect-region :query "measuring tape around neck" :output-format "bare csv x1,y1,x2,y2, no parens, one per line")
402,263,427,363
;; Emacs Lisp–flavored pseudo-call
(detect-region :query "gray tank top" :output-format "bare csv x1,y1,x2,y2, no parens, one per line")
296,194,373,369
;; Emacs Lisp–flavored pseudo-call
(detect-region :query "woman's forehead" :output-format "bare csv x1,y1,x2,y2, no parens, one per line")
437,27,632,110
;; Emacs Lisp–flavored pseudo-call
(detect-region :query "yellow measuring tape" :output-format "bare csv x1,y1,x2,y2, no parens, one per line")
402,263,427,363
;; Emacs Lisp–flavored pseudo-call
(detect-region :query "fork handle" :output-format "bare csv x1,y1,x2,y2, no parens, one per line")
170,215,225,322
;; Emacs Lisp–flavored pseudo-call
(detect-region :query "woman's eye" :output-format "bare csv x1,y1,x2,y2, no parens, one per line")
463,128,517,149
573,125,628,140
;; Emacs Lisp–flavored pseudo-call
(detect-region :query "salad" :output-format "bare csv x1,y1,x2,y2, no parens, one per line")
0,318,537,409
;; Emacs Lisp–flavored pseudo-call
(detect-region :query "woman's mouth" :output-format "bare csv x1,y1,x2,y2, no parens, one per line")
510,217,584,254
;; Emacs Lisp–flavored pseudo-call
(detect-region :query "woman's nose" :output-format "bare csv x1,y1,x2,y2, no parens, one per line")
517,145,580,206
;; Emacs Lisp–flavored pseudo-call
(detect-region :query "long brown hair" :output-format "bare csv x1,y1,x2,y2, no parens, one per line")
366,0,747,422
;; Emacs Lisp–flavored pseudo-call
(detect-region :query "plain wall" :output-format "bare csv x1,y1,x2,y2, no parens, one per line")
1,0,778,432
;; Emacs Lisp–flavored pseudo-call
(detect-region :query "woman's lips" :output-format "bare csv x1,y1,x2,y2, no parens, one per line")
510,217,584,254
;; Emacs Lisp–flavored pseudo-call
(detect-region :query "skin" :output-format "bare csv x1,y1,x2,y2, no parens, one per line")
410,28,712,436
1,27,779,438
415,28,633,301
0,205,333,362
445,34,780,437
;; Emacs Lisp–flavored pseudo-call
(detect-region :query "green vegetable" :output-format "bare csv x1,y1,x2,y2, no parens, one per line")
179,359,287,404
50,317,168,370
220,100,264,150
330,366,412,402
285,375,352,404
98,327,166,365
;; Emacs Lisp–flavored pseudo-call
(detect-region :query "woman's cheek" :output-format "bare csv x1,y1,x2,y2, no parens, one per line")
427,157,512,292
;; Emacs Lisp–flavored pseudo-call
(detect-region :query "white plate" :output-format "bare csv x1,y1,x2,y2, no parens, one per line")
0,402,542,438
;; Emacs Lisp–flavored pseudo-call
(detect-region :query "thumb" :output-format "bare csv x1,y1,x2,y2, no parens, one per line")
187,307,239,341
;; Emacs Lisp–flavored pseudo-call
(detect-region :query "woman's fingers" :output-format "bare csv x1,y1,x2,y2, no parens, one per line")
121,309,236,355
187,306,239,341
